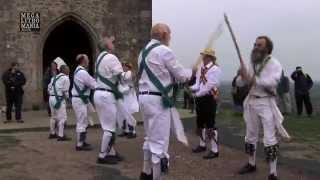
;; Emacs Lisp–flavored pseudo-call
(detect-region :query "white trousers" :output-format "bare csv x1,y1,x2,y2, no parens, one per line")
139,95,170,160
94,91,117,132
49,96,67,137
245,98,278,146
72,98,88,133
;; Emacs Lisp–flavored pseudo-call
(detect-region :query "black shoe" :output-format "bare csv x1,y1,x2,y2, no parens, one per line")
268,174,278,180
57,136,71,141
113,153,124,162
203,151,219,159
17,120,24,123
238,163,257,174
137,121,144,126
118,132,128,137
192,146,206,153
83,142,91,147
48,134,58,139
3,120,12,124
127,132,137,139
139,172,153,180
76,145,92,151
97,155,118,164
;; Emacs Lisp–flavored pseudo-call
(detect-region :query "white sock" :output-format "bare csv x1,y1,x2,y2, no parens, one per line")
143,151,152,174
58,121,65,137
76,132,83,147
248,154,256,166
152,162,162,180
199,129,206,147
99,131,112,158
248,143,257,166
50,118,56,134
210,130,218,153
108,146,116,156
269,158,277,176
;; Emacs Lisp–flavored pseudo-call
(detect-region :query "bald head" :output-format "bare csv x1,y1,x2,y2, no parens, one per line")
151,23,171,46
76,54,89,68
98,36,115,52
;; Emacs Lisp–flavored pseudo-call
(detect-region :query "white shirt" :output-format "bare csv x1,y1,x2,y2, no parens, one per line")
239,56,282,97
190,62,221,97
95,51,130,90
48,73,70,97
71,65,97,96
138,39,192,92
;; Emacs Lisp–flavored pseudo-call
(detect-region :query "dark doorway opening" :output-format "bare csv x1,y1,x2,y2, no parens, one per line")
42,20,94,101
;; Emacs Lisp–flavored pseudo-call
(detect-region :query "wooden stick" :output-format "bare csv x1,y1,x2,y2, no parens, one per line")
224,13,243,65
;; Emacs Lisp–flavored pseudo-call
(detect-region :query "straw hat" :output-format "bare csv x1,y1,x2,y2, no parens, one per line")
200,48,215,57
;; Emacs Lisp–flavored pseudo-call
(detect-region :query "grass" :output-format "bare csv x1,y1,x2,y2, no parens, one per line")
216,108,320,146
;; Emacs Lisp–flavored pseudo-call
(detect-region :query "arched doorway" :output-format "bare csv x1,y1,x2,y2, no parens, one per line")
43,20,94,74
42,19,95,102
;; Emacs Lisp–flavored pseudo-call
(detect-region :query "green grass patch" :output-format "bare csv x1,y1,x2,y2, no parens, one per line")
217,108,320,146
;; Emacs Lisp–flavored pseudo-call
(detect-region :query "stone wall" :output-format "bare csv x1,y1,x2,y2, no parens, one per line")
0,0,151,109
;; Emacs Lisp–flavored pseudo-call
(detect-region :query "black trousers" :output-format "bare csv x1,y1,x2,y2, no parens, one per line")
5,92,23,120
195,95,217,129
295,93,313,115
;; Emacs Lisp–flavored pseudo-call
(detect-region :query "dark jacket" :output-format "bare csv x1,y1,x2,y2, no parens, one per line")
291,71,313,95
2,69,26,94
277,73,290,95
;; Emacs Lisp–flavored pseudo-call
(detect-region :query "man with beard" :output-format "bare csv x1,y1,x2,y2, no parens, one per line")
237,36,289,180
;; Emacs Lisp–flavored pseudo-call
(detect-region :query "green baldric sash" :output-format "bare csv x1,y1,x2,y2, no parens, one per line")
95,52,123,99
138,43,174,108
52,74,66,109
73,67,89,104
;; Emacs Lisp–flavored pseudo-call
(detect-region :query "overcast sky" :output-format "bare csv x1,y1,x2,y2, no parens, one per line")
152,0,320,81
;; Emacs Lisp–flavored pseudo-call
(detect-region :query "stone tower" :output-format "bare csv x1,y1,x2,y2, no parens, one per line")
0,0,151,109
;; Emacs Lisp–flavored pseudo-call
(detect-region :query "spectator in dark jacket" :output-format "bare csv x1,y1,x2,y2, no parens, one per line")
291,66,313,116
2,62,26,123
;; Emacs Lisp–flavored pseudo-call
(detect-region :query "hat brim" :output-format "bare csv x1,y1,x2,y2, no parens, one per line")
200,52,215,57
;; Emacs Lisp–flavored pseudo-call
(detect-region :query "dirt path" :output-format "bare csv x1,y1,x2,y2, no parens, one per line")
0,125,317,180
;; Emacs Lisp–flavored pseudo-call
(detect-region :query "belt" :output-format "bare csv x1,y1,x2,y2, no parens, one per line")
95,88,114,93
72,95,89,98
49,95,64,98
139,91,162,96
251,95,270,99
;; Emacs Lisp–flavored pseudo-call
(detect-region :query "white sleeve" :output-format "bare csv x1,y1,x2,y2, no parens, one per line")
83,71,97,89
107,55,124,77
63,76,70,97
162,49,192,82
